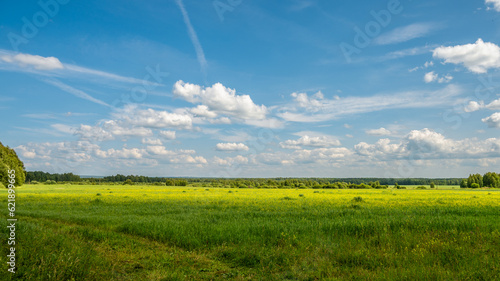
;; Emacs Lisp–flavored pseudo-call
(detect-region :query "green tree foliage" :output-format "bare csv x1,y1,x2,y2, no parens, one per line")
0,141,26,187
460,179,468,188
482,172,500,188
26,171,81,183
467,174,483,188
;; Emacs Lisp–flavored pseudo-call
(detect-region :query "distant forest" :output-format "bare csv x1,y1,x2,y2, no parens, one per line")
23,170,499,189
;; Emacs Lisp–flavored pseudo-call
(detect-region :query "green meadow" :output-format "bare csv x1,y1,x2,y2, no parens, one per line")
1,184,499,280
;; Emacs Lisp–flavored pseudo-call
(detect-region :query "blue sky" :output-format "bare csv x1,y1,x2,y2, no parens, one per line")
1,0,500,178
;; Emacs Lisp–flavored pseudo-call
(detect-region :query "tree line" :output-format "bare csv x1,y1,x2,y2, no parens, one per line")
461,173,500,188
21,171,500,189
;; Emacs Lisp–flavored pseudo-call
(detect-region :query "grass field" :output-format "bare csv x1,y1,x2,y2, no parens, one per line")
1,184,500,280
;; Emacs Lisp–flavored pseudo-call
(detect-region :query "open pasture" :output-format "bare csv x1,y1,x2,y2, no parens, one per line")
1,184,499,280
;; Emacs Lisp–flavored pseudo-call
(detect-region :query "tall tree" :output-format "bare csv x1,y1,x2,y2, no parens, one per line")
0,141,26,187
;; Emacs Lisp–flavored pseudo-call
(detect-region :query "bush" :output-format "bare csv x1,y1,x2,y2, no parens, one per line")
44,180,57,185
352,196,363,202
471,183,480,189
123,179,134,185
416,186,427,189
31,180,39,185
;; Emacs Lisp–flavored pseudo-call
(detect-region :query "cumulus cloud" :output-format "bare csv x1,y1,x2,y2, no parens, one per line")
215,142,249,151
213,155,248,165
486,0,500,11
464,101,485,112
424,71,453,83
366,127,392,136
1,53,63,70
433,39,500,73
159,130,176,140
482,112,500,128
141,138,163,145
355,128,500,159
374,23,435,45
96,147,145,159
15,145,37,159
115,106,192,130
257,147,353,166
290,91,326,112
486,99,500,110
76,121,153,141
173,81,268,120
74,106,192,142
280,135,341,149
190,105,218,118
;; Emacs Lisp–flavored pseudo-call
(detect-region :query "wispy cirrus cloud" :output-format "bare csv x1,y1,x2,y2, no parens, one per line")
278,85,463,123
43,79,110,107
374,23,438,45
175,0,208,82
0,49,162,86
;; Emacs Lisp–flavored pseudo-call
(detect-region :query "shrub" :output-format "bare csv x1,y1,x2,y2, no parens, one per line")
352,196,363,202
123,179,134,185
44,180,57,185
416,186,427,189
471,183,480,189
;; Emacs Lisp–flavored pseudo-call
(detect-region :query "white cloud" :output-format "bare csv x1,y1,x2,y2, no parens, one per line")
159,130,176,140
210,117,232,124
355,139,402,156
173,81,268,120
15,145,37,159
356,128,500,159
482,112,500,128
374,23,435,45
433,39,500,73
1,53,63,70
216,142,249,151
142,138,163,145
114,105,192,130
366,127,392,136
76,124,115,141
424,71,438,83
243,118,283,128
96,147,145,159
190,105,218,118
424,71,453,83
486,99,500,110
0,49,161,86
280,135,341,149
213,155,248,165
464,101,484,112
175,0,208,80
486,0,500,11
409,61,434,72
146,145,175,156
43,79,110,107
279,85,462,122
51,124,75,134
